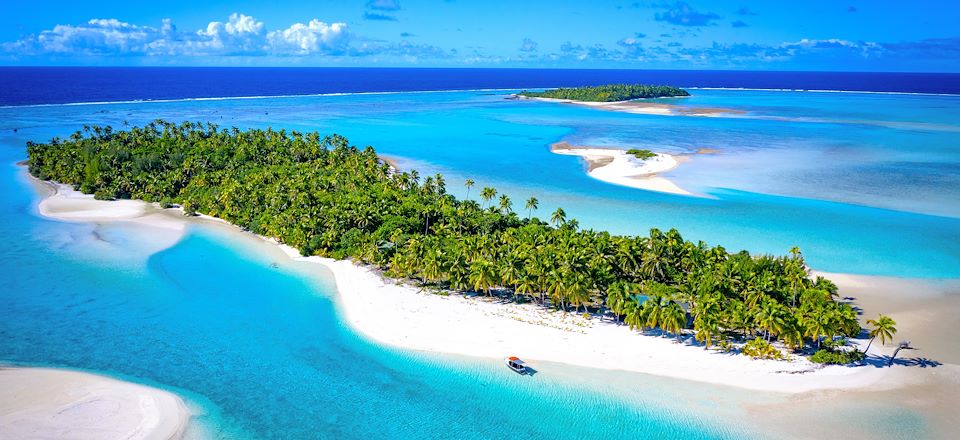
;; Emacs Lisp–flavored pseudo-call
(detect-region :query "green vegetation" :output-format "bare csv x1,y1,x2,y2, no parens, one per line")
810,348,865,365
519,84,690,102
742,338,786,360
626,149,657,161
865,314,897,354
28,121,880,361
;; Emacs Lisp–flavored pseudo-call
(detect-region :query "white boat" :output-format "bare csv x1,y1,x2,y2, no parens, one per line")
504,356,527,374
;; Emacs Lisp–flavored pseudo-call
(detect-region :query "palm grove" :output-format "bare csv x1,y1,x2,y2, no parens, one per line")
28,121,896,364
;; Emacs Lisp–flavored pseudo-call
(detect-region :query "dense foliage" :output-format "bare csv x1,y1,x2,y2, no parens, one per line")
742,339,786,360
626,149,657,160
810,348,865,365
519,84,690,102
28,121,868,359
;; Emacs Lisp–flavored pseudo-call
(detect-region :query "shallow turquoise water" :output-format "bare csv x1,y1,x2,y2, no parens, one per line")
0,89,947,438
2,89,958,277
0,167,747,438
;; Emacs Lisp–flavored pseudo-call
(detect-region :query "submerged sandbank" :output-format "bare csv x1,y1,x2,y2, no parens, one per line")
0,367,188,440
28,169,947,396
551,142,694,196
517,95,745,117
35,180,188,234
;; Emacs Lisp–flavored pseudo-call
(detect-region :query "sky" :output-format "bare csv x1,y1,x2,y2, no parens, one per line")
2,0,959,71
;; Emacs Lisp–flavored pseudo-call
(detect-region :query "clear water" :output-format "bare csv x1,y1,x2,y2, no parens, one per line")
0,86,952,439
3,89,958,278
0,166,748,438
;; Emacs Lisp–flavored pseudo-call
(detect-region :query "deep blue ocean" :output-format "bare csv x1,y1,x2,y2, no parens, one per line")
2,67,959,106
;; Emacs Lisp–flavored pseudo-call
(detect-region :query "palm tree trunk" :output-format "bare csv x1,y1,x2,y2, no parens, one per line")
864,337,875,354
888,346,905,367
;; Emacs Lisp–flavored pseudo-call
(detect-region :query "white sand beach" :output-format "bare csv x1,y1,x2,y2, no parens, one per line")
551,142,693,195
0,367,188,440
518,95,744,117
288,254,908,394
28,170,944,397
37,181,188,233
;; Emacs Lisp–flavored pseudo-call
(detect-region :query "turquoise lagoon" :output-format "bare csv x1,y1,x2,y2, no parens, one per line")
0,89,955,438
4,89,958,277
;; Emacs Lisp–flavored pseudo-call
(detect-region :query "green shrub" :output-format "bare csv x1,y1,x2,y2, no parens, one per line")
810,348,864,365
93,189,115,200
626,149,657,161
742,338,785,360
716,340,734,353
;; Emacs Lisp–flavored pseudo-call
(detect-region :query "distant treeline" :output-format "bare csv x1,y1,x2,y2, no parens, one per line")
519,84,690,102
28,121,872,363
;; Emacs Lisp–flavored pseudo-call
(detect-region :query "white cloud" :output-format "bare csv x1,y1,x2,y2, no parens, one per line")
23,18,160,55
268,20,348,55
4,13,353,58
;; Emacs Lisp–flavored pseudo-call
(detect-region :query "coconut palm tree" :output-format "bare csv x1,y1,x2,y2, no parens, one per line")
802,304,832,348
464,179,474,200
525,197,539,219
755,300,784,342
550,207,566,227
662,301,686,341
480,187,496,208
469,259,496,295
498,194,512,214
865,314,897,354
623,297,645,330
605,281,632,323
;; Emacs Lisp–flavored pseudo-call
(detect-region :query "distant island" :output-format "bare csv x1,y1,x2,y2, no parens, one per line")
28,121,896,366
518,84,690,102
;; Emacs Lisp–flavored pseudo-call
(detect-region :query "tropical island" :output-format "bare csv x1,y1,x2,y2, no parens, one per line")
518,84,690,102
27,121,899,369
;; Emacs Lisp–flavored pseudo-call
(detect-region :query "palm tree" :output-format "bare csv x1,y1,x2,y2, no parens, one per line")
788,246,805,308
498,194,512,214
606,281,632,323
550,207,566,227
779,316,805,351
662,301,686,341
865,314,897,354
464,179,474,200
469,259,496,295
525,197,539,219
755,300,784,342
802,304,832,348
480,187,496,208
623,297,644,330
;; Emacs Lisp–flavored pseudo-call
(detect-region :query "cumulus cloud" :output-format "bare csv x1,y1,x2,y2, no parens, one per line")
9,18,163,56
2,14,359,58
268,20,349,55
654,2,720,26
519,37,538,52
731,20,748,28
736,7,757,16
192,13,268,55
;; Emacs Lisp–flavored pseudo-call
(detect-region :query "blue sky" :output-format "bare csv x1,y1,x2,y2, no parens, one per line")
3,0,959,71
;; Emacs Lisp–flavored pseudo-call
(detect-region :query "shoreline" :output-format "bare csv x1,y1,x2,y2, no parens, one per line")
0,366,189,440
26,170,950,396
551,141,694,196
517,95,745,117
